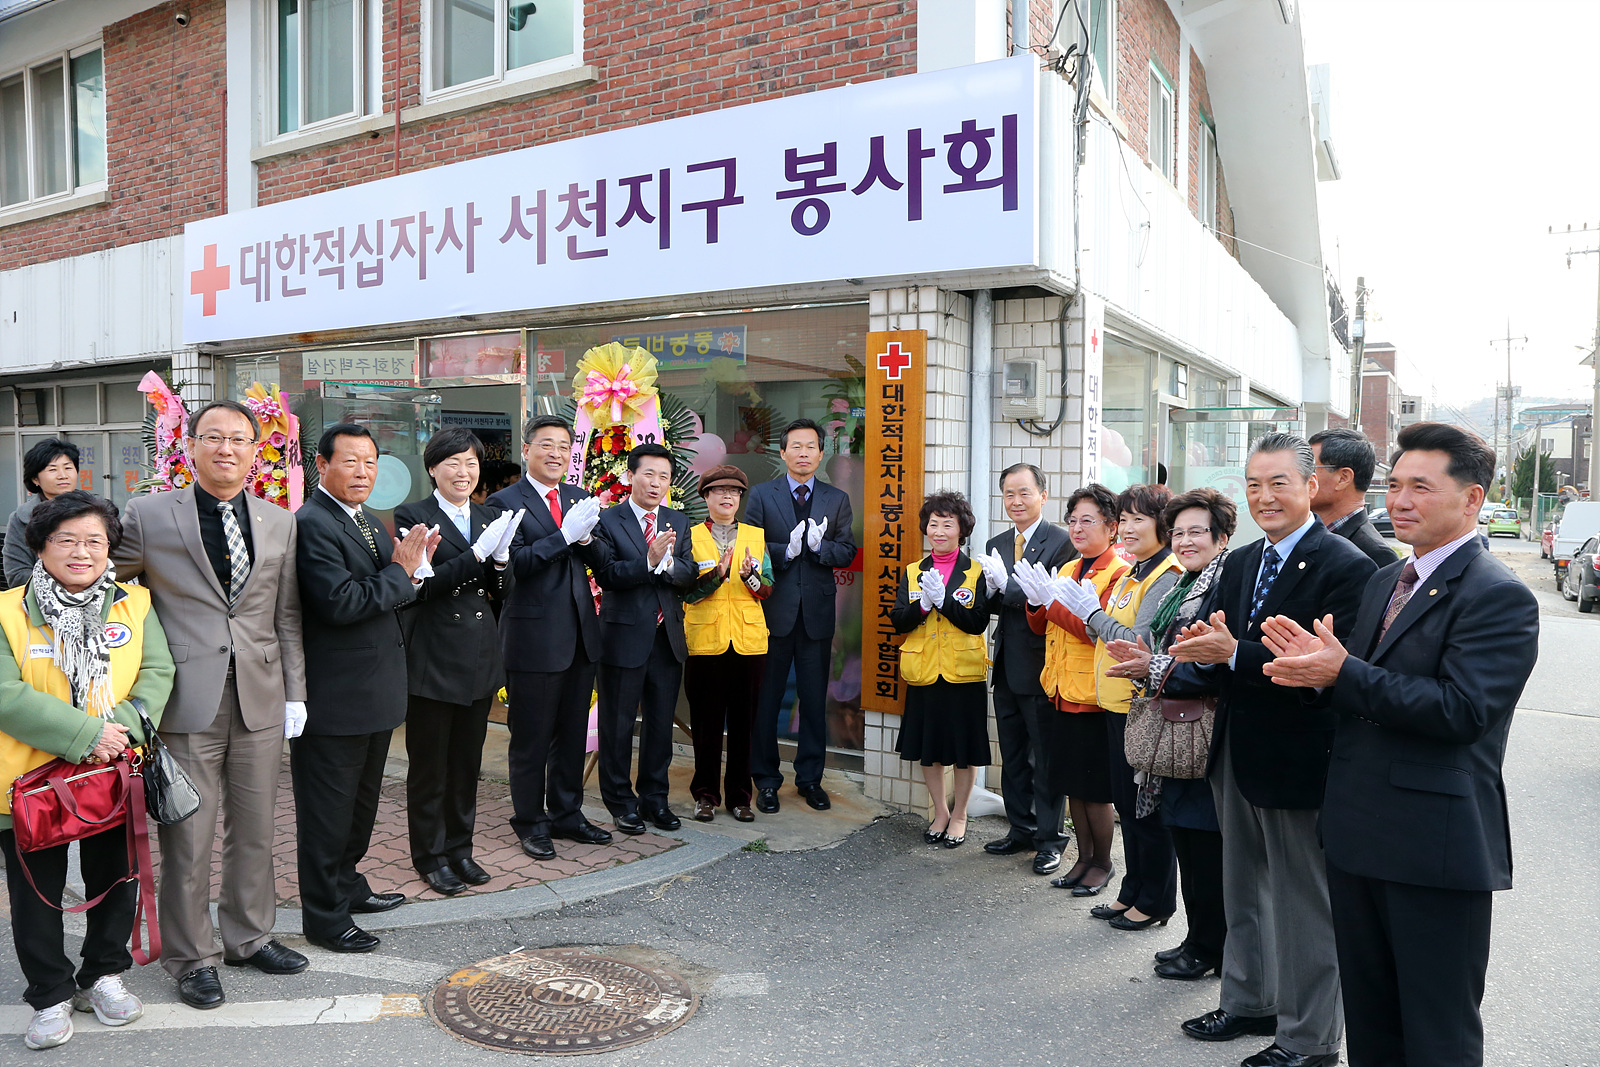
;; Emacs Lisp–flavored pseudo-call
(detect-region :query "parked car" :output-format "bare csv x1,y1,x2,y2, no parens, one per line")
1541,520,1556,559
1477,503,1498,525
1551,501,1600,591
1561,536,1599,613
1485,508,1521,538
1368,507,1394,537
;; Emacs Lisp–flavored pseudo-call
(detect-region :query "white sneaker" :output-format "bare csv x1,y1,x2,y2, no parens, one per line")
23,1001,73,1050
71,973,144,1026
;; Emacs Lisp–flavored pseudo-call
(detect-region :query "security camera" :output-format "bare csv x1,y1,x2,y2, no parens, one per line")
174,11,189,26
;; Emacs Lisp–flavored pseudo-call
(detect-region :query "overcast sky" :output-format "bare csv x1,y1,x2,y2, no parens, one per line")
1301,0,1600,412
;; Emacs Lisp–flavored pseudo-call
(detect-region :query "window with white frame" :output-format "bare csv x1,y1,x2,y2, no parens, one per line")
429,0,580,96
0,44,104,210
275,0,364,135
1148,64,1174,183
1086,0,1113,102
1199,117,1218,229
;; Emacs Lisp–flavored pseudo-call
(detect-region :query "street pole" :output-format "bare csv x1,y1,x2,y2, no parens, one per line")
1532,419,1543,537
1545,222,1600,495
1349,276,1366,426
1489,323,1527,492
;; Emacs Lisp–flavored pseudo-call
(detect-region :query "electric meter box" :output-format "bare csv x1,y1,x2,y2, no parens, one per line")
1001,357,1048,420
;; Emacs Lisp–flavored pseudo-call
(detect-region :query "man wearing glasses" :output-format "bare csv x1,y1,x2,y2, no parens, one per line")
114,400,311,1010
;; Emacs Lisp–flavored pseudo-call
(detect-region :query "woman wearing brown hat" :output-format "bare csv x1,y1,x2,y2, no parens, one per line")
682,464,772,822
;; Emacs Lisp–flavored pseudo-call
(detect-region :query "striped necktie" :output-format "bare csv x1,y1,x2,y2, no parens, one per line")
352,509,381,562
216,501,251,605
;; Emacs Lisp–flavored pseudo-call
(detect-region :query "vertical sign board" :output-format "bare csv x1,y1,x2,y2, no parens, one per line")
1078,293,1105,485
862,331,927,718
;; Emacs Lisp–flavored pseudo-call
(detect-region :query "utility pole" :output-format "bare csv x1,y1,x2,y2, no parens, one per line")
1349,276,1367,427
1546,222,1600,495
1531,419,1543,537
1489,322,1527,488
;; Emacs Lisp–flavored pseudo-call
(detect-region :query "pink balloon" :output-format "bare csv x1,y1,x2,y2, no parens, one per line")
1102,425,1135,467
689,432,727,474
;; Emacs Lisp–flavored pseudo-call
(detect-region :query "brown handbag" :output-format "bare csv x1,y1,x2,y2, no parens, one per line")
1123,680,1215,780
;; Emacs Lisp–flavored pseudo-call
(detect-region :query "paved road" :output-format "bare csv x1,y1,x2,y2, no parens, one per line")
1,542,1595,1066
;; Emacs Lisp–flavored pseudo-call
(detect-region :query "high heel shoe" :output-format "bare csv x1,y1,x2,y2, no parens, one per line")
1050,864,1090,889
1108,911,1171,931
1073,864,1116,897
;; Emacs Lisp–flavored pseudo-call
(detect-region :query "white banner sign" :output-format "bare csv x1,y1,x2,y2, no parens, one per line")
183,57,1039,345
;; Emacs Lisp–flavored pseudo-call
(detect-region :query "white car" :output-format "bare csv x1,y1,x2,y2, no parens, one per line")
1477,504,1498,525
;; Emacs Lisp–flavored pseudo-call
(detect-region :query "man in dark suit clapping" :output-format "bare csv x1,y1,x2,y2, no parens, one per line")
743,418,856,813
1308,428,1396,569
294,424,439,953
592,443,696,834
1261,422,1538,1067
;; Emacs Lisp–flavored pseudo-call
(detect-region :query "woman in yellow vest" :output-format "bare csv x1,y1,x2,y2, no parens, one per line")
682,465,772,824
1043,484,1183,930
890,491,992,849
0,491,174,1050
1021,484,1130,892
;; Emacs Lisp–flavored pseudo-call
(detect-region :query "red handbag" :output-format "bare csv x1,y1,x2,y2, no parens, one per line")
8,750,161,965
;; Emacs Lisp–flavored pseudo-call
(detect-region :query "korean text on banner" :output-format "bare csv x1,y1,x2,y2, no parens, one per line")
862,330,926,718
183,56,1038,344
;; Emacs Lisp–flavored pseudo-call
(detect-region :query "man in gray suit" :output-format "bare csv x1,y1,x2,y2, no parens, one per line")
114,400,310,1011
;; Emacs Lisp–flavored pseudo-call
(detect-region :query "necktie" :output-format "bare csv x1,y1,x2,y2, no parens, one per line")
1013,532,1025,565
794,483,811,509
1251,544,1281,621
546,487,563,525
1379,561,1421,639
451,507,470,540
216,501,251,605
352,509,381,562
643,512,663,624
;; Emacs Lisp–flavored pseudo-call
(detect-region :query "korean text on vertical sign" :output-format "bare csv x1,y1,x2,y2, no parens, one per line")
861,330,926,718
1077,293,1105,486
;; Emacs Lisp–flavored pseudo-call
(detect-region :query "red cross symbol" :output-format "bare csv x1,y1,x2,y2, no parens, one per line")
189,243,230,317
877,341,912,381
1090,328,1099,354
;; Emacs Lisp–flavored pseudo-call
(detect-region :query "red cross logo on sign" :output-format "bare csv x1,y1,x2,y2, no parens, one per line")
190,243,230,317
877,341,912,381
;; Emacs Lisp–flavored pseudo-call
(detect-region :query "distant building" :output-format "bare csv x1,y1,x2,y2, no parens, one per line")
1361,342,1403,467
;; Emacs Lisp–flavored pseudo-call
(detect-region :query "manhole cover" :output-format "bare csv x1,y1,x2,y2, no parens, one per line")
427,948,697,1055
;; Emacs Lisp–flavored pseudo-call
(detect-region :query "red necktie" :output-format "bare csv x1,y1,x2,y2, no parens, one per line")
546,487,563,525
643,512,663,624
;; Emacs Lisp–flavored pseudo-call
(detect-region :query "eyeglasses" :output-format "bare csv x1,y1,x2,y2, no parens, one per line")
1064,518,1103,529
1171,526,1214,541
528,440,569,454
190,433,256,449
45,534,109,552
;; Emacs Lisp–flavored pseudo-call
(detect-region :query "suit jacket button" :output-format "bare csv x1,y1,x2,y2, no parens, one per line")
452,588,460,596
219,646,228,654
452,613,461,620
475,611,483,619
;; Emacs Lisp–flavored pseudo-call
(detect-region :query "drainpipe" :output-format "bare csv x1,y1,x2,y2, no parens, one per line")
1012,0,1029,55
966,289,1005,818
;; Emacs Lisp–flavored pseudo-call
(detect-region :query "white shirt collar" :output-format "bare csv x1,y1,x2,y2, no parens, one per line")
1264,513,1317,558
433,490,470,516
318,484,362,520
526,471,561,496
1408,528,1481,584
785,473,816,493
1016,516,1044,547
628,497,657,524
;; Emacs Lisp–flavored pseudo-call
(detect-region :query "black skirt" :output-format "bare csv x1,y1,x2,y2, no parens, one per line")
1040,707,1113,803
896,679,991,768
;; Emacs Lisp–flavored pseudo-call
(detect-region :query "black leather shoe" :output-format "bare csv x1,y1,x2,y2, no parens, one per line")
1155,949,1220,981
984,837,1030,856
307,926,380,954
1239,1044,1338,1067
800,785,831,810
614,812,648,835
224,939,309,975
1031,849,1061,875
1180,1008,1278,1042
451,857,491,885
643,806,682,831
755,788,780,814
552,821,613,845
1155,943,1187,963
350,892,406,913
177,966,225,1009
520,835,556,860
423,866,467,895
1090,902,1129,920
1109,911,1170,931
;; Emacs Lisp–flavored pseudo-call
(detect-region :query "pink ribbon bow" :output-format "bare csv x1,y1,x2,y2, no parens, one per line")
582,364,640,424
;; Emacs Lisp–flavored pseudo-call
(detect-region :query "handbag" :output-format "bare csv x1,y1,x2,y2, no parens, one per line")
8,748,162,965
134,703,200,825
1124,679,1215,780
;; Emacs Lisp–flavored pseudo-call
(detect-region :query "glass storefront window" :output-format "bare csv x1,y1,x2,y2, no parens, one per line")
61,384,98,425
422,332,521,378
103,381,145,423
1102,336,1156,491
108,430,142,506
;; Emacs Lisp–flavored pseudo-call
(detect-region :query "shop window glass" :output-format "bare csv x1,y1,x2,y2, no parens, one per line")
103,381,146,423
61,384,98,424
59,432,98,494
0,390,13,427
422,332,522,378
109,430,141,507
1101,336,1155,491
0,435,15,520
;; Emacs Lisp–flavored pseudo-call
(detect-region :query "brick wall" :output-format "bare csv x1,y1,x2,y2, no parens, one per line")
1113,0,1179,172
0,0,227,272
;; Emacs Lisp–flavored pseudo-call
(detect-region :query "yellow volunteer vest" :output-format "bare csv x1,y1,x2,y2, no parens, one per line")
684,523,770,656
0,583,150,814
1095,553,1183,714
1039,553,1131,706
898,558,988,685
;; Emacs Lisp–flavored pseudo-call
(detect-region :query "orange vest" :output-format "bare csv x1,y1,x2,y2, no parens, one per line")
1037,551,1131,706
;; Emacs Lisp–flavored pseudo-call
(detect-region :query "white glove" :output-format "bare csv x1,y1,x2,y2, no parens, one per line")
919,567,946,610
473,509,516,562
1014,559,1048,607
786,521,806,561
979,548,1010,595
493,508,525,561
806,516,829,552
561,496,602,545
1055,576,1102,620
400,525,439,580
284,701,307,740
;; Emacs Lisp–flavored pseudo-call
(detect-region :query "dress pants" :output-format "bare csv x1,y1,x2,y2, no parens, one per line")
1169,825,1227,963
684,649,764,807
505,658,594,840
596,625,684,817
289,730,392,940
1107,711,1177,916
1212,740,1344,1058
0,827,134,1010
753,629,830,791
990,665,1068,849
1328,860,1492,1067
405,693,491,873
158,674,283,977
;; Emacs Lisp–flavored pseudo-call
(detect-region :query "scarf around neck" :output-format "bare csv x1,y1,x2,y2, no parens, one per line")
29,558,118,719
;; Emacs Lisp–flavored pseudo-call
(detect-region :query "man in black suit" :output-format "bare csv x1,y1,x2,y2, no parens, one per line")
1261,422,1538,1067
744,418,857,813
1309,428,1395,569
488,415,611,861
592,443,697,834
975,463,1077,874
1169,432,1377,1067
293,424,439,953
